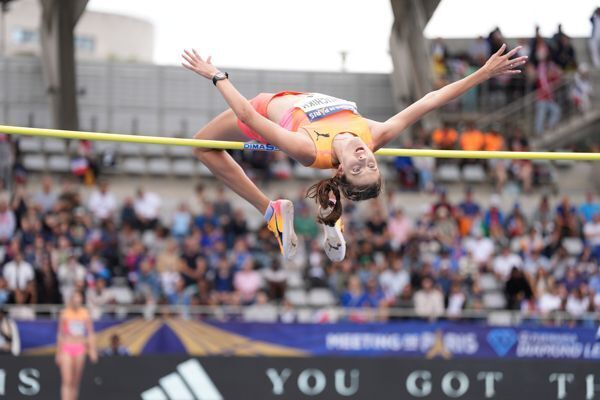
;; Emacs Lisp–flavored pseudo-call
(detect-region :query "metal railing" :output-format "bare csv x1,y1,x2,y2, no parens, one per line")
4,304,599,326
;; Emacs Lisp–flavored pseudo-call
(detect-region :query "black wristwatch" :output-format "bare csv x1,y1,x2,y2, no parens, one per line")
212,71,229,86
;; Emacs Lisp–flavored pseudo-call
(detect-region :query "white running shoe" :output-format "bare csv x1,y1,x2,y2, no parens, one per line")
319,206,346,262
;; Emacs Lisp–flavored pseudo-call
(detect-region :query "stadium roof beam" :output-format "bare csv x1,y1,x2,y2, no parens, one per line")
389,0,440,132
39,0,88,130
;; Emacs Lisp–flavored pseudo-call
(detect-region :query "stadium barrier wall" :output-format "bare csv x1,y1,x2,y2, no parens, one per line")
1,356,599,399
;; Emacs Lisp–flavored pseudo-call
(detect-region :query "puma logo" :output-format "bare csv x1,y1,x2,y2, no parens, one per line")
314,131,330,141
327,242,341,250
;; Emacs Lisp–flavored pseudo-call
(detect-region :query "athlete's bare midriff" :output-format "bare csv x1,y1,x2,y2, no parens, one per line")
264,93,310,123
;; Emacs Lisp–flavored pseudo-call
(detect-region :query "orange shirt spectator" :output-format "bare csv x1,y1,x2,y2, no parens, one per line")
484,132,505,151
460,128,485,151
432,126,458,150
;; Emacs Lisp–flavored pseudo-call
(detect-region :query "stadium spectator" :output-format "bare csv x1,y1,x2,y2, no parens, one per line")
86,278,115,320
459,122,485,152
340,275,366,308
414,277,444,321
580,192,600,223
431,123,458,150
584,213,600,261
464,228,495,267
133,187,161,231
555,195,580,238
532,45,562,135
213,258,235,304
483,195,505,239
504,267,532,310
263,259,287,301
171,202,192,240
135,258,161,304
32,176,58,213
412,151,435,193
244,291,278,322
101,334,130,356
379,256,409,301
457,187,481,236
3,250,34,298
571,63,593,113
388,209,413,250
553,34,577,71
493,246,523,281
447,282,466,318
57,254,86,302
34,255,61,305
0,196,16,244
590,7,600,68
0,135,14,192
87,180,117,221
234,258,262,304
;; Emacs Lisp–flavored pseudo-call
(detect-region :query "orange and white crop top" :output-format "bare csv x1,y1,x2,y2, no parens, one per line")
282,93,374,169
60,308,90,337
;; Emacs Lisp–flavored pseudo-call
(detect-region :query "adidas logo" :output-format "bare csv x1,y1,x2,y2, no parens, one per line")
141,359,223,400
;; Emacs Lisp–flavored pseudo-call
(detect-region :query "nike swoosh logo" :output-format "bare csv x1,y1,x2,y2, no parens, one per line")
327,242,341,250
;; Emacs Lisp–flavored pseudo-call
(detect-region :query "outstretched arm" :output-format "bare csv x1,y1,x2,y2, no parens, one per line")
181,50,313,162
371,44,528,150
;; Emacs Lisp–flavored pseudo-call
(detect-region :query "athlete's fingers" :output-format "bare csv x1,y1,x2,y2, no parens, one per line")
192,49,204,62
181,53,195,65
181,62,195,71
494,43,507,56
183,49,196,62
504,46,522,60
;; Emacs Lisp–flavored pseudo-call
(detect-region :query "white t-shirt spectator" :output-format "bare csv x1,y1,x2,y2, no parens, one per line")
584,220,600,246
447,292,466,317
493,252,523,280
538,292,562,314
0,210,16,242
379,268,410,299
88,190,117,220
134,192,161,220
86,287,115,320
57,261,86,300
566,295,589,317
465,237,495,265
2,260,34,290
414,288,445,319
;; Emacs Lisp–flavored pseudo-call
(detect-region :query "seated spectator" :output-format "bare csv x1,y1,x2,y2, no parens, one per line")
414,277,444,321
464,228,495,267
493,246,523,281
459,122,485,152
213,258,235,304
447,283,466,318
580,192,600,223
57,254,86,302
379,257,410,301
394,156,417,190
263,260,287,301
0,278,10,306
87,180,117,222
34,255,61,305
483,195,505,240
538,283,563,316
135,258,161,304
171,202,191,240
32,176,58,213
431,188,454,217
457,187,481,236
2,250,34,301
570,63,592,112
101,334,130,356
0,196,16,245
362,278,386,308
431,123,458,150
234,258,262,305
504,267,533,310
0,309,14,354
86,278,115,320
340,275,367,308
412,152,435,193
523,249,551,276
505,203,528,238
565,286,590,319
244,291,278,322
432,207,458,249
388,209,413,250
133,187,161,231
556,196,580,238
532,195,555,237
532,267,555,299
553,34,577,72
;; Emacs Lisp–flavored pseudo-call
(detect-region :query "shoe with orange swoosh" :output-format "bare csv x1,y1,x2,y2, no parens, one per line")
266,199,298,260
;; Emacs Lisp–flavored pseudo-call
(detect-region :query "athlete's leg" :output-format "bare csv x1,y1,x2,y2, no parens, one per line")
71,355,85,400
193,109,270,213
193,109,298,258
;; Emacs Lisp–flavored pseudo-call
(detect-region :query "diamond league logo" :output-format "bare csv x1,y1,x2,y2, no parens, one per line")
487,329,517,357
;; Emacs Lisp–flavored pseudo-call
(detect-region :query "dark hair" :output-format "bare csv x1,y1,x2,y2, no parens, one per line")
306,174,382,226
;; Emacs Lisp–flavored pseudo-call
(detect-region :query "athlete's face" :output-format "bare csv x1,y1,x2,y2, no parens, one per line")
338,136,380,186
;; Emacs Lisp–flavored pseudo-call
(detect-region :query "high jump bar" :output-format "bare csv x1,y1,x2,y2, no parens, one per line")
1,124,599,161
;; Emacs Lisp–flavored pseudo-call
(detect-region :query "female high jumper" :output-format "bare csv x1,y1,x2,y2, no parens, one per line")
181,45,527,262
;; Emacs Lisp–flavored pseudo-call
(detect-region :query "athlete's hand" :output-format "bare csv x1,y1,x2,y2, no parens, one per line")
482,44,528,78
181,49,220,80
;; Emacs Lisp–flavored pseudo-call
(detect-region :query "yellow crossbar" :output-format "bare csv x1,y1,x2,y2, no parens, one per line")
1,124,598,161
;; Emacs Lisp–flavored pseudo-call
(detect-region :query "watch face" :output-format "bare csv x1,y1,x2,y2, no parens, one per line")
215,72,226,80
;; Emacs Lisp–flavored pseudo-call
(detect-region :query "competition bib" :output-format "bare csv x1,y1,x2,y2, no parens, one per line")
67,320,86,336
294,93,358,122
